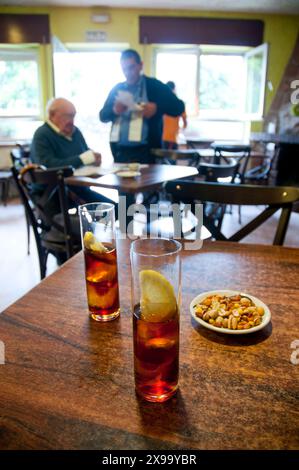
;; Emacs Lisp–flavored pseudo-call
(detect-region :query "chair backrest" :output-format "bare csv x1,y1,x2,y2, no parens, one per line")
186,139,214,150
244,157,273,183
165,179,299,245
18,164,75,258
212,143,251,154
151,148,200,167
198,160,239,182
10,143,31,170
211,143,251,182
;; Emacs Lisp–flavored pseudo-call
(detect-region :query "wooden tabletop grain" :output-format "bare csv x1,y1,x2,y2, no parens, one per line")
66,164,198,194
0,240,298,450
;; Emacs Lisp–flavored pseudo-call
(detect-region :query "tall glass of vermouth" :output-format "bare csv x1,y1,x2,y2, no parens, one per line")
79,203,120,322
130,238,182,402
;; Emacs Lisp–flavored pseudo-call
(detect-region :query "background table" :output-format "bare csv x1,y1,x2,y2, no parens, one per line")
68,163,198,229
0,240,298,450
250,132,299,145
67,164,198,194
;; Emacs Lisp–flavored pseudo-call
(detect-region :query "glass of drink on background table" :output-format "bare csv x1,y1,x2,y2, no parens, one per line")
130,238,182,402
79,203,120,322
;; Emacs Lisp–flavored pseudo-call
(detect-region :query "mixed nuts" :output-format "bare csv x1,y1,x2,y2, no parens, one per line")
194,294,265,330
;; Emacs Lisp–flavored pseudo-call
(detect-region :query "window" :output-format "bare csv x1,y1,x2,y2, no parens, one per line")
155,44,267,141
0,47,42,141
0,48,41,117
155,48,199,116
199,54,246,119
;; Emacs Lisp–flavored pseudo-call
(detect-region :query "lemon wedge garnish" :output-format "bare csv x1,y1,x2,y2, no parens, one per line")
83,231,108,254
139,269,177,322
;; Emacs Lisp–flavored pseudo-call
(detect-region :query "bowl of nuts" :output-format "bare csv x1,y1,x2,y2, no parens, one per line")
190,290,271,334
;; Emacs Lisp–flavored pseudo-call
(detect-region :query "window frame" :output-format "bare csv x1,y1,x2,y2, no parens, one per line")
0,45,43,119
244,42,269,120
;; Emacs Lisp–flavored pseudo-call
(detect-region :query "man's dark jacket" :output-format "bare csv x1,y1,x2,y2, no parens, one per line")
99,75,185,149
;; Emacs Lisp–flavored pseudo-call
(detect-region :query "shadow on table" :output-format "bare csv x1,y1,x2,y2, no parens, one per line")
191,317,272,346
135,389,198,449
86,314,126,372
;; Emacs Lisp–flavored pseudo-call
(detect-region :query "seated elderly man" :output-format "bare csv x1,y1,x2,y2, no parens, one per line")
31,97,117,218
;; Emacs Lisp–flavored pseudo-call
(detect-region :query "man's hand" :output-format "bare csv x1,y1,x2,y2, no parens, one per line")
141,102,157,119
113,101,128,115
93,152,102,166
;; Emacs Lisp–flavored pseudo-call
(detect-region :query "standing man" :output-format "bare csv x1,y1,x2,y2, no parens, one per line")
99,49,185,163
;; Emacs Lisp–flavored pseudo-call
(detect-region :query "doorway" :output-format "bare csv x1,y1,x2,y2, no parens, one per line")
53,46,125,164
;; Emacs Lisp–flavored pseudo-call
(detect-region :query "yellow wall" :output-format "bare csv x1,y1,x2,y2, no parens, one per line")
1,5,299,128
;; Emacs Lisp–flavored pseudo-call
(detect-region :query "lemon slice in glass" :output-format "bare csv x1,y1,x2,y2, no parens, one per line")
139,269,177,322
83,231,108,253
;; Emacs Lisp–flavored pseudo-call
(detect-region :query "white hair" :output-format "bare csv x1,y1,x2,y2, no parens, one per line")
46,97,74,118
46,98,56,118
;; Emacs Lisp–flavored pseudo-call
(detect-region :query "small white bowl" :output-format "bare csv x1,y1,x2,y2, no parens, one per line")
190,289,271,335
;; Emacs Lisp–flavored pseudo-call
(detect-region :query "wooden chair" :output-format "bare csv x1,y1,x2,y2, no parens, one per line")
10,145,32,253
197,160,239,182
0,142,27,207
11,164,81,279
10,144,31,170
211,143,251,183
165,180,299,245
194,159,240,229
146,160,239,237
211,144,253,224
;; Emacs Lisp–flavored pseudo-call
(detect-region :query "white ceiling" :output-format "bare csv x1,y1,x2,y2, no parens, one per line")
1,0,299,15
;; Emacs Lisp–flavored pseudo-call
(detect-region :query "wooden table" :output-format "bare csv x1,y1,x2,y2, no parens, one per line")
0,240,298,450
66,164,198,194
67,163,198,230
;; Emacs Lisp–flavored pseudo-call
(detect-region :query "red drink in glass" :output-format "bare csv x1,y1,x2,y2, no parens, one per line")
84,243,120,322
133,305,179,402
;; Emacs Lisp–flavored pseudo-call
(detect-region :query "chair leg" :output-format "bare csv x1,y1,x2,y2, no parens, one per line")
238,205,242,224
37,245,48,280
25,211,31,255
41,250,49,280
226,204,233,215
0,181,6,205
273,207,292,245
217,205,226,231
2,179,10,206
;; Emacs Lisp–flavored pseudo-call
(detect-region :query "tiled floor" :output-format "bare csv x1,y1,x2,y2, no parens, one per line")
0,201,57,312
0,198,298,312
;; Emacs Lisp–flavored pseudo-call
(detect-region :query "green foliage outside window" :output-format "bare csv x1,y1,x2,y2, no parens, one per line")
0,60,40,115
199,55,245,114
